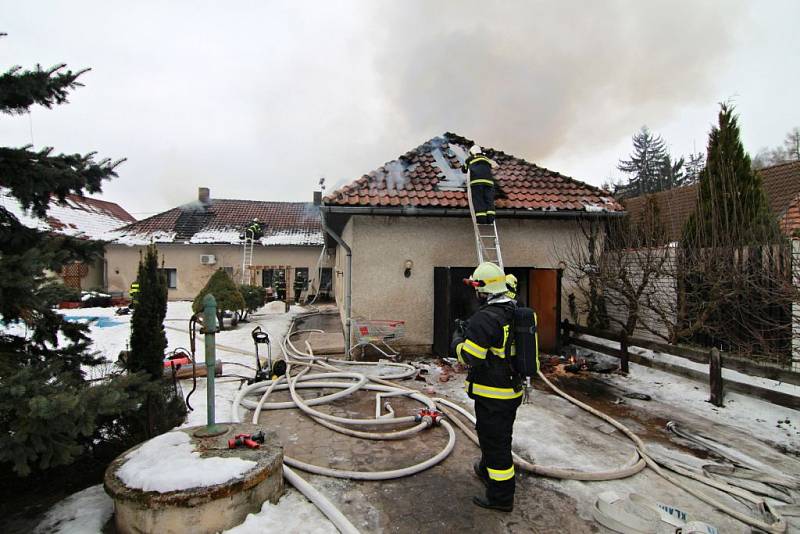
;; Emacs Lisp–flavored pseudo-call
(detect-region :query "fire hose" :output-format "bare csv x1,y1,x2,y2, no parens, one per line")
229,309,787,534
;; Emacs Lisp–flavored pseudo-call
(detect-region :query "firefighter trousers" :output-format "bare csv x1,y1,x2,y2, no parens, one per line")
471,183,495,224
474,395,522,505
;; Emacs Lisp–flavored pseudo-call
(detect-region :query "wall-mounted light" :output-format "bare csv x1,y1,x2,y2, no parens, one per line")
114,268,120,275
404,260,413,278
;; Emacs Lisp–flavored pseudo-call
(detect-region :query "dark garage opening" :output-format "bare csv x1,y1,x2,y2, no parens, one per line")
433,266,561,357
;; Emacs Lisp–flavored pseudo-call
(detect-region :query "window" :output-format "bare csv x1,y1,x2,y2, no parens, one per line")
223,266,234,278
159,268,177,289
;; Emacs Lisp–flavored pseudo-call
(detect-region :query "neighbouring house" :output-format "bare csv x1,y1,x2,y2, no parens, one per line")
320,132,624,356
623,160,800,240
0,187,136,290
105,187,332,301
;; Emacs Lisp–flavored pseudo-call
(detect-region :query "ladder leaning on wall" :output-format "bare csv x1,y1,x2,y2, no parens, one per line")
241,233,255,284
466,182,503,270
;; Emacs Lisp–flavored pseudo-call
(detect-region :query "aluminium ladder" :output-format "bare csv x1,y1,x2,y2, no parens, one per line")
241,235,255,284
466,181,503,270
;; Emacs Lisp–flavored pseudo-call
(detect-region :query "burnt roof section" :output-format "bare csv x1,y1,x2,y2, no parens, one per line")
109,199,323,246
323,132,622,214
624,160,800,240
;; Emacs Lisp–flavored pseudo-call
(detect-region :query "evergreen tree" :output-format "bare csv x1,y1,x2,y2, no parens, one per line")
683,104,780,247
617,126,668,198
657,154,686,191
128,245,168,380
683,152,705,185
0,42,147,476
192,269,246,330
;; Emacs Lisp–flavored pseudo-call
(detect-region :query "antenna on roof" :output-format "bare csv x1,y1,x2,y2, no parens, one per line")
318,177,326,193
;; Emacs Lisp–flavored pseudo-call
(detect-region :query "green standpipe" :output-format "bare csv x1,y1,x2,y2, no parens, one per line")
194,293,228,437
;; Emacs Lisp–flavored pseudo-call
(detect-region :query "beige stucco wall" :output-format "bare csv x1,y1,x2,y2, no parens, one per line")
333,215,589,351
106,243,328,300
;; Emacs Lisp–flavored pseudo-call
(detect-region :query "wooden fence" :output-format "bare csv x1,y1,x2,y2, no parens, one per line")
561,320,800,410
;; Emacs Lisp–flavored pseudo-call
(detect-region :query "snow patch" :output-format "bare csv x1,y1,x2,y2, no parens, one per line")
223,490,337,534
117,431,256,493
105,229,177,245
191,229,242,244
33,484,112,534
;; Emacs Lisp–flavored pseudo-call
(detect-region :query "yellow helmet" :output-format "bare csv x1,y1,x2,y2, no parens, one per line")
505,274,518,296
468,262,506,294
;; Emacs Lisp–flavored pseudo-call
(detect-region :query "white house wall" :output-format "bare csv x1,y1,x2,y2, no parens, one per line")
336,215,589,351
106,243,328,300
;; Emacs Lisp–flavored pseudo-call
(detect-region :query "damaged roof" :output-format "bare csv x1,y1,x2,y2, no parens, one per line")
0,188,136,240
323,132,622,214
624,160,800,240
107,198,323,247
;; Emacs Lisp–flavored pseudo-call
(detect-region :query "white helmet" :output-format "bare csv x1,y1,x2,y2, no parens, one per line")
469,145,482,156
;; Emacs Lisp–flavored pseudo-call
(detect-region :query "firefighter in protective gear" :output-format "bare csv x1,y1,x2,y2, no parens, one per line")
451,261,523,512
246,218,264,240
129,281,140,308
505,273,518,301
462,145,498,224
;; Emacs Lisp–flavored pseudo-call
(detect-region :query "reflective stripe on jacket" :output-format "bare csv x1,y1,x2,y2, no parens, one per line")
454,301,522,401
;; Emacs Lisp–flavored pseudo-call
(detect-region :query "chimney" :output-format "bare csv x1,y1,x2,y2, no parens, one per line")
198,187,210,205
313,191,322,206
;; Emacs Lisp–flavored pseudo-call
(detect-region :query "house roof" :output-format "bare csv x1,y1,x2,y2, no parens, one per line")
0,188,136,240
623,160,800,240
323,132,622,215
107,198,323,247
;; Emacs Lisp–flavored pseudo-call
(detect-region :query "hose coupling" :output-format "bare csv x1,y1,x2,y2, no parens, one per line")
415,409,443,427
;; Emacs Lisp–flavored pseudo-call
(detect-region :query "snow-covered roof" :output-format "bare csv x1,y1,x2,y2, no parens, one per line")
0,188,136,240
106,197,323,247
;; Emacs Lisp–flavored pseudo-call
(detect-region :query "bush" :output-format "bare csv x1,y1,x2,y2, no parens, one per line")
192,269,246,330
238,285,266,321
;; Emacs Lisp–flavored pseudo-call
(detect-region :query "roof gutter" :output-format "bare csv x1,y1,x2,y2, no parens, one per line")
319,209,352,353
319,205,624,218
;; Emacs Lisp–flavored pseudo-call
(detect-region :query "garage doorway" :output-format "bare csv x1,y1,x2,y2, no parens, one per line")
433,267,561,356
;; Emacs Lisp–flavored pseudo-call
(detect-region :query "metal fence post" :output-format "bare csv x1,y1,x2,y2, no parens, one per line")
194,293,228,437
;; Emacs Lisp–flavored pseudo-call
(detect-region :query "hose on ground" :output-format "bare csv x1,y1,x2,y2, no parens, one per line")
219,308,787,533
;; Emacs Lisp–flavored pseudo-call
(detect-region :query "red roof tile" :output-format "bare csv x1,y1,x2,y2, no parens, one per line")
324,133,622,214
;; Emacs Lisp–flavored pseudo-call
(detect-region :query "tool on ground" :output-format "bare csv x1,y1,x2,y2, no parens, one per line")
228,430,266,450
250,326,272,384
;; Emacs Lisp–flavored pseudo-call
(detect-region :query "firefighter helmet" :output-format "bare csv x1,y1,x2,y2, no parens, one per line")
470,262,506,294
469,144,482,156
505,274,518,295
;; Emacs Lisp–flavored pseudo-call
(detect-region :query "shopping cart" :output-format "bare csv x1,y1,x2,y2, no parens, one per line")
349,319,405,359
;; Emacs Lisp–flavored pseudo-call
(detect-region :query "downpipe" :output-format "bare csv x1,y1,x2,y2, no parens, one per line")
319,210,352,353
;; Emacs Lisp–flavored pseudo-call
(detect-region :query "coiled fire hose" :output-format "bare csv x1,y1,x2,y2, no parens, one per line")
228,310,786,534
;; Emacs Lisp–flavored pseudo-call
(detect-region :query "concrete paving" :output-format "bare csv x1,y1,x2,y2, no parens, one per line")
255,388,597,533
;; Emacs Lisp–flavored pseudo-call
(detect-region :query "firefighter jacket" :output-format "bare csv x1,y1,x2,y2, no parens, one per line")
452,299,523,401
462,154,495,187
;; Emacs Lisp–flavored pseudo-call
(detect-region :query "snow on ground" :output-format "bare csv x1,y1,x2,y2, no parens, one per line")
223,490,338,534
575,335,800,451
117,431,256,493
32,485,113,534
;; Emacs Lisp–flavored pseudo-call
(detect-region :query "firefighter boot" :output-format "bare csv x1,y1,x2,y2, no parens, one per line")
472,495,513,513
473,461,490,488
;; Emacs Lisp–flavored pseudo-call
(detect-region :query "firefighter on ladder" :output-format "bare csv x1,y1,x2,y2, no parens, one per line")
462,145,498,224
451,261,523,512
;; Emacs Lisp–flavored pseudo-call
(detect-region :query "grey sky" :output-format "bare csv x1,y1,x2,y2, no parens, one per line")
1,1,798,218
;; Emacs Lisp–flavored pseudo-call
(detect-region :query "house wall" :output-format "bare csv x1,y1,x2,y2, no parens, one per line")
333,215,589,352
106,243,328,300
